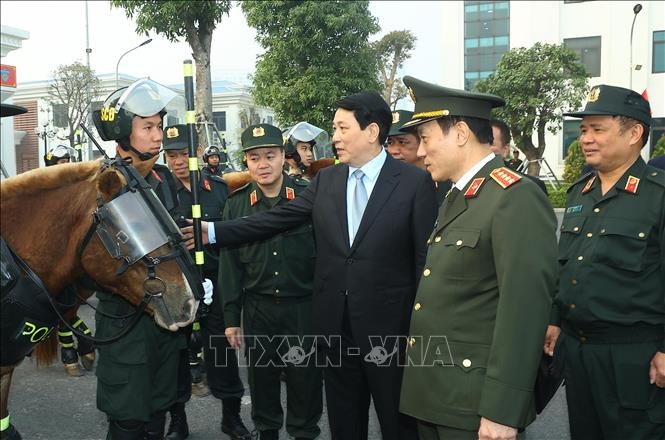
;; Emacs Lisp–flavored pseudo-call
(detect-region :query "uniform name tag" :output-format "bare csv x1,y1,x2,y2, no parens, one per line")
566,205,583,214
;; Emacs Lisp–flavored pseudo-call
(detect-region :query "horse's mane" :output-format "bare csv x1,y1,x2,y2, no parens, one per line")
1,160,100,200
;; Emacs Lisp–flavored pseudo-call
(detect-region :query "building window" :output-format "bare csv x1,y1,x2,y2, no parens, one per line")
464,1,510,90
52,103,68,128
653,31,665,73
564,36,601,77
213,111,226,131
562,120,580,158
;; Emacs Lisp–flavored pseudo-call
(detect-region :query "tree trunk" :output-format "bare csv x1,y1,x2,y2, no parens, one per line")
517,134,542,176
187,24,213,150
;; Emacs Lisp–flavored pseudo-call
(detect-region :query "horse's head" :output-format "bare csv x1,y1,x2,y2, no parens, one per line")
79,159,199,331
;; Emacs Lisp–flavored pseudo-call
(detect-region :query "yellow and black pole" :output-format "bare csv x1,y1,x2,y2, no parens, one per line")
183,60,205,284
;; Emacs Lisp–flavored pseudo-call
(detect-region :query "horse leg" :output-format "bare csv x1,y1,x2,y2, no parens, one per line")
0,365,22,440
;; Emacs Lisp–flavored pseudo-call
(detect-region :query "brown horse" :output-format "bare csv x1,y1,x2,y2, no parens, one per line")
0,159,197,439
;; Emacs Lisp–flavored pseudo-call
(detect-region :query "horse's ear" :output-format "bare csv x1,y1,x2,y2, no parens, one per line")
97,169,124,201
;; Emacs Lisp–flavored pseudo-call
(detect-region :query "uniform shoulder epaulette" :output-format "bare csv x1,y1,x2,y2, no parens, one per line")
292,176,310,187
569,172,595,193
228,182,251,197
645,167,665,189
207,174,227,185
489,167,522,189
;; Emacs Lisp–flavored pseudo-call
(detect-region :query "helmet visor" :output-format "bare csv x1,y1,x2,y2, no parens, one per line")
285,122,332,160
50,144,75,159
109,79,186,122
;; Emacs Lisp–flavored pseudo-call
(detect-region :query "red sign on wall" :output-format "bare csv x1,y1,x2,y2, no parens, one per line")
1,64,17,88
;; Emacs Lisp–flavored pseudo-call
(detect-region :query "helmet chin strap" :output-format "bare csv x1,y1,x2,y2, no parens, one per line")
119,138,158,162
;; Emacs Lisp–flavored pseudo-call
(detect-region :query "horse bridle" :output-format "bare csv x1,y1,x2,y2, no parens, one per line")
59,157,201,344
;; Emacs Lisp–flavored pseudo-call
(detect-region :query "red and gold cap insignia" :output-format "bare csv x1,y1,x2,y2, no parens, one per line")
624,175,640,194
285,187,295,200
464,177,485,198
252,126,265,137
489,167,522,189
250,189,258,206
166,127,179,139
582,175,596,194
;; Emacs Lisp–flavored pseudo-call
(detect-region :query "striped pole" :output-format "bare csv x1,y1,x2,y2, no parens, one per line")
183,60,204,274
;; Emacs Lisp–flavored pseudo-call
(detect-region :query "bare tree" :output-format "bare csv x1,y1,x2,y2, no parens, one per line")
48,61,101,149
373,30,416,106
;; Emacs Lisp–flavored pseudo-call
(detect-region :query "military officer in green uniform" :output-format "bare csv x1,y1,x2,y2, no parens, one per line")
162,125,252,440
398,76,558,440
220,124,322,440
92,79,212,440
543,85,665,440
386,109,451,205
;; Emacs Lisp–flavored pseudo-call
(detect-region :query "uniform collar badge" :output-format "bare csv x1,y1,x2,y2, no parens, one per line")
250,189,258,206
285,187,295,200
582,175,596,194
624,175,640,194
464,177,485,198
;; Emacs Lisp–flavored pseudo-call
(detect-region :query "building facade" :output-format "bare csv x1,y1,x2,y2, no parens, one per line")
1,24,29,178
439,0,665,177
9,74,274,173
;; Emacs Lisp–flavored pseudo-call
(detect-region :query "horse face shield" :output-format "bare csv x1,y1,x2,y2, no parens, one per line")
95,190,172,264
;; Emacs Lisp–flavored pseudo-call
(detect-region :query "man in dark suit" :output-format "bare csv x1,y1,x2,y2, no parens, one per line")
188,92,437,440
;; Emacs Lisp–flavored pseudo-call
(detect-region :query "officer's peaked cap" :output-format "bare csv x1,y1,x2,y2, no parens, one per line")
564,84,651,126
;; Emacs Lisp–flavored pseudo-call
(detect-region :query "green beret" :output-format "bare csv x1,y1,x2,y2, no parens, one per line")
388,110,415,137
241,124,284,152
162,124,196,151
400,76,505,130
564,84,651,126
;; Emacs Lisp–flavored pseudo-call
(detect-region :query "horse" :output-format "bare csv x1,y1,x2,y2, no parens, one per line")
0,158,199,439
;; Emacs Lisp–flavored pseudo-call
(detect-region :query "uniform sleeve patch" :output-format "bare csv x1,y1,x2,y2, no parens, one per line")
489,167,522,189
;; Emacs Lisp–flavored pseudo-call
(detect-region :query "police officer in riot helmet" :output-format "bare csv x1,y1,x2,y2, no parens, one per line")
44,144,76,166
92,78,213,440
284,137,314,178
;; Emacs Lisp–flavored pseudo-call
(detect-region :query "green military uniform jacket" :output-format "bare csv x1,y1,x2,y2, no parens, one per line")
219,173,314,328
400,156,558,430
553,157,665,350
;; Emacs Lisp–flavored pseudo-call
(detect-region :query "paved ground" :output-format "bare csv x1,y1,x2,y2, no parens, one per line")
8,302,571,440
7,211,571,439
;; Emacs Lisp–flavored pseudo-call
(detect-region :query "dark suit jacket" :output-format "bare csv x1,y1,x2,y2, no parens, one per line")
214,155,438,353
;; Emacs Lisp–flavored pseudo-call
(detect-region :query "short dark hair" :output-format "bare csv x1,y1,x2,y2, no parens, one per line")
437,116,492,144
614,115,649,148
490,119,512,146
336,92,392,145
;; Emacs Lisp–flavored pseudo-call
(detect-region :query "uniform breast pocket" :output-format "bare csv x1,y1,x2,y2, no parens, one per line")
440,228,483,279
594,220,649,272
558,216,586,264
283,223,315,259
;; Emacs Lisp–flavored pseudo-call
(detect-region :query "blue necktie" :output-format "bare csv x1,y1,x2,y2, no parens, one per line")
351,169,368,243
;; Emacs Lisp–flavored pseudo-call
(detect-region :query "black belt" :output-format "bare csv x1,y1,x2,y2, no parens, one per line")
562,321,663,344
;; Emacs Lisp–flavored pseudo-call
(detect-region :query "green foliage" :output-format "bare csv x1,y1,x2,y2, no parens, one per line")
49,62,101,149
563,140,586,183
652,135,665,158
475,43,588,173
546,183,570,209
242,1,381,130
373,30,416,106
111,0,231,42
111,0,231,147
